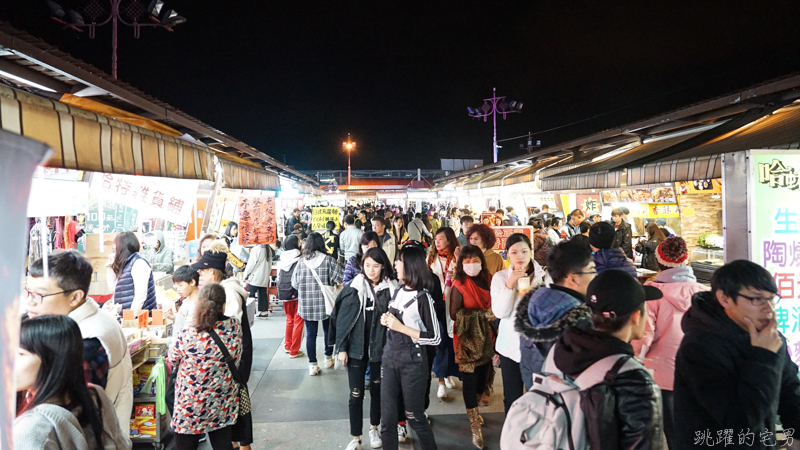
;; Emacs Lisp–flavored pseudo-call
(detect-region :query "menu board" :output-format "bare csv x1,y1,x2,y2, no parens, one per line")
749,151,800,366
238,195,277,245
311,207,341,231
86,197,139,234
492,226,534,254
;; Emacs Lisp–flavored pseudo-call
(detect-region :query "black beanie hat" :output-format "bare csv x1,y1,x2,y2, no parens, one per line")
589,221,615,249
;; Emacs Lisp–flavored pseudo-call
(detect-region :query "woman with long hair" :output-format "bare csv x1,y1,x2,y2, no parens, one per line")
450,245,496,449
223,222,239,248
547,217,563,246
14,315,130,450
243,242,276,319
427,227,461,398
329,248,398,450
380,245,441,450
491,233,545,415
466,223,505,275
277,235,306,358
107,231,157,311
636,222,667,271
191,241,253,450
392,216,408,249
197,233,218,261
170,283,242,450
343,231,382,286
291,232,345,375
530,219,549,267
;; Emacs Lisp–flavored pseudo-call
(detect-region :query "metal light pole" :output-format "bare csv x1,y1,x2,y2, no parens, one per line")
467,88,523,163
47,0,186,78
343,133,356,186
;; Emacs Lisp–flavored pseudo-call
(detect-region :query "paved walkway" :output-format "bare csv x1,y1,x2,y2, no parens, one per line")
188,311,507,449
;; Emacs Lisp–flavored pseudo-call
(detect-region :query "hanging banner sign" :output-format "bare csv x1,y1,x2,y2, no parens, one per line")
749,151,800,367
238,195,278,245
311,207,341,231
90,173,198,226
86,197,139,234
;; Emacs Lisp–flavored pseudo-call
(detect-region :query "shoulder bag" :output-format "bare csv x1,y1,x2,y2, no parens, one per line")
208,328,252,416
303,259,338,315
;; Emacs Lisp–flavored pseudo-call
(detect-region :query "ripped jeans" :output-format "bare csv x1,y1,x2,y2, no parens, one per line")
380,342,438,450
347,357,381,437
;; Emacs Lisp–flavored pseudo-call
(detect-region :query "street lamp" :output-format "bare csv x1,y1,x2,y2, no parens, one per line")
46,0,187,78
343,133,356,186
467,87,523,163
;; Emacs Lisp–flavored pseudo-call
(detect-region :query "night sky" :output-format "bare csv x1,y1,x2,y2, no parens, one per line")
2,1,800,171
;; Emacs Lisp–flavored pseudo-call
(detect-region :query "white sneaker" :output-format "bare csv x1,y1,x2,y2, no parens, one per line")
397,424,408,443
345,438,362,450
308,364,320,376
369,428,382,448
324,356,335,369
444,377,456,389
437,384,447,398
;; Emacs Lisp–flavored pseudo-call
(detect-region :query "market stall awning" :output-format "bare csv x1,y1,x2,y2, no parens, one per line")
463,170,506,190
218,158,280,191
502,157,569,186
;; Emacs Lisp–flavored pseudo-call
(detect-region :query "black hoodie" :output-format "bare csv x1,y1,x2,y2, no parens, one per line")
674,291,800,449
553,326,664,450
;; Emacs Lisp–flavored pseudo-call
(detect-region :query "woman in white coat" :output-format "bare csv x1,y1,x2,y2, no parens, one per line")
244,243,276,319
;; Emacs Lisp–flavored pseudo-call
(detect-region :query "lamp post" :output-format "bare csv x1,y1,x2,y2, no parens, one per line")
46,0,186,78
343,133,356,186
467,87,523,163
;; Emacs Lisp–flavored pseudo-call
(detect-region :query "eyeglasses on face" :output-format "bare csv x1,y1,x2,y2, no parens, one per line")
23,286,77,305
737,292,781,307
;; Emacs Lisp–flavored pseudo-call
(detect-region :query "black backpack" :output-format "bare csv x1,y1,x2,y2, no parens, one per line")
277,261,299,300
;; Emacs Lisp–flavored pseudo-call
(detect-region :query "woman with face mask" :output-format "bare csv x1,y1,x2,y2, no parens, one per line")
466,223,505,275
449,245,496,449
343,231,382,287
328,248,398,450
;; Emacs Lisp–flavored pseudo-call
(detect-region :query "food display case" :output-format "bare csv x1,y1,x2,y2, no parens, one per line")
690,247,724,283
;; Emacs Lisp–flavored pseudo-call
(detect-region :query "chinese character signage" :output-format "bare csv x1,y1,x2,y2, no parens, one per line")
492,226,533,254
311,207,341,231
238,195,277,245
750,151,800,366
86,197,139,234
89,173,198,226
576,194,601,213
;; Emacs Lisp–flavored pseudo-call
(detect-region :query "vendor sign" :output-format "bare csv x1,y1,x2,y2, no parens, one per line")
675,178,722,194
238,195,278,245
749,151,800,366
492,226,533,253
87,197,139,234
311,207,341,231
614,202,679,218
576,194,601,213
480,212,503,227
90,173,198,226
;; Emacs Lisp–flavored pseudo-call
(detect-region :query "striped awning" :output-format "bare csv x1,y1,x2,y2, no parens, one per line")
0,85,280,190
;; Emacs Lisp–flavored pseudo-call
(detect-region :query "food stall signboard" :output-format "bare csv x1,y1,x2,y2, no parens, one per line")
86,197,139,233
576,194,601,213
311,207,341,231
480,213,503,227
492,226,533,253
749,151,800,366
238,195,277,245
90,173,198,226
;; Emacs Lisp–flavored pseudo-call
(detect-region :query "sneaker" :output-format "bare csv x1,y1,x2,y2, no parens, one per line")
369,428,382,448
324,356,335,369
308,364,320,376
397,424,408,443
444,377,456,389
284,349,290,354
257,312,269,319
289,351,305,359
345,438,362,450
437,384,447,398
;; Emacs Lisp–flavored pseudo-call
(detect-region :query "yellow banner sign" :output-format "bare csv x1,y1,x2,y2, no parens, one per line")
311,207,340,231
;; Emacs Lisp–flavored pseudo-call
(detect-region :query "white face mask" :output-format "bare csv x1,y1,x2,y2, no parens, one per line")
463,262,482,277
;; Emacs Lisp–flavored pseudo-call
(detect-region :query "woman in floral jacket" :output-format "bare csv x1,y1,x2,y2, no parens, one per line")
169,283,242,450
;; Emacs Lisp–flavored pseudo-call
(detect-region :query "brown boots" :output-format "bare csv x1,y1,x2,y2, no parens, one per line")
466,408,484,449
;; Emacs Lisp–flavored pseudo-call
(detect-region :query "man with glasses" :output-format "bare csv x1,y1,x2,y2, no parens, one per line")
516,241,596,390
674,260,800,449
25,251,133,433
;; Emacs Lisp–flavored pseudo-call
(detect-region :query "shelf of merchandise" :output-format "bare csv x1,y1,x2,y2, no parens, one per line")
130,353,169,449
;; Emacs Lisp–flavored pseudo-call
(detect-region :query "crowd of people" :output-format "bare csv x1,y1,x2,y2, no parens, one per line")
12,202,800,450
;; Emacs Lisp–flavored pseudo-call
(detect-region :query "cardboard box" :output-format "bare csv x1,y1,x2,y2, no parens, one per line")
148,344,166,358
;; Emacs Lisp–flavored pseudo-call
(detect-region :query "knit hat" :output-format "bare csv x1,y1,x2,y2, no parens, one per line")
655,236,689,268
589,221,615,249
587,270,662,318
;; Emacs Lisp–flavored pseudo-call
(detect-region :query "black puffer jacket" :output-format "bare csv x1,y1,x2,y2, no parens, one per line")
328,275,397,362
554,326,663,450
674,291,800,449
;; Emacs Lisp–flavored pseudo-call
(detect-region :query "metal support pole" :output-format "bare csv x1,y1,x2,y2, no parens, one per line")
111,0,119,78
348,151,351,186
493,87,498,163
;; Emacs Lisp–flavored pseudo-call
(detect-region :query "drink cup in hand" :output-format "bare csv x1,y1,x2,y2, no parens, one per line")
518,277,531,296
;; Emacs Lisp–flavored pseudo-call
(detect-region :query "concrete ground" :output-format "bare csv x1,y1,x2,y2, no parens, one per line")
145,310,506,450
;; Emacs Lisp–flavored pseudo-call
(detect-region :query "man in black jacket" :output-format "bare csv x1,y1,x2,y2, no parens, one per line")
674,260,800,449
285,208,305,236
553,269,664,450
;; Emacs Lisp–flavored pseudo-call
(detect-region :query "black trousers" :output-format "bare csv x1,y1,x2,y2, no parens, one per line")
381,343,438,450
174,426,233,450
397,344,436,421
348,357,381,437
662,389,675,449
462,362,490,410
248,284,269,312
499,354,524,415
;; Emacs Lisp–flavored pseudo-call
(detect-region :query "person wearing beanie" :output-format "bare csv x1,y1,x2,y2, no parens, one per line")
610,208,634,259
590,222,637,277
631,236,708,449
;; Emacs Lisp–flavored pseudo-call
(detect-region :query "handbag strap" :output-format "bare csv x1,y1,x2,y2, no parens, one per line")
207,328,243,385
303,258,328,292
